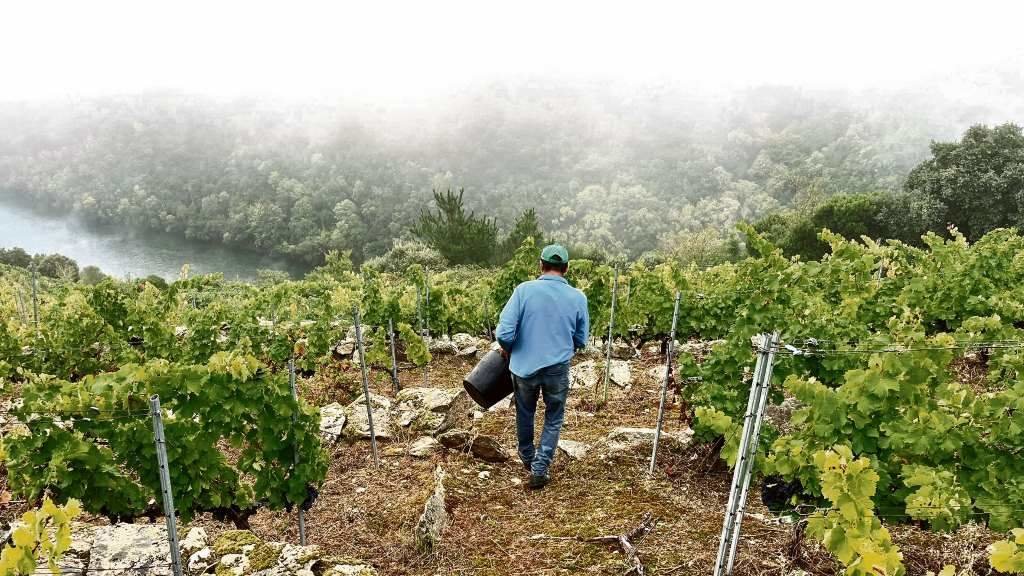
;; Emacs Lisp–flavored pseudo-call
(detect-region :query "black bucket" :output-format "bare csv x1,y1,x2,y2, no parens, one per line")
463,349,514,409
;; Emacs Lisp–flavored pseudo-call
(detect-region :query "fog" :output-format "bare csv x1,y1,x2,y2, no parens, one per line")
2,0,1024,276
4,0,1023,103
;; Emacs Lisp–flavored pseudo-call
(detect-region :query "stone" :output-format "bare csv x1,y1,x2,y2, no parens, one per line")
260,543,322,576
394,387,464,435
219,553,247,576
608,360,631,388
343,393,392,440
569,360,599,389
414,467,449,552
437,429,510,462
557,439,590,460
187,548,212,575
395,385,464,434
88,524,174,576
324,563,379,576
605,427,694,454
213,530,262,556
427,336,460,355
174,325,190,339
180,527,208,557
487,396,512,412
451,333,478,349
319,403,347,443
478,471,490,480
333,339,355,358
409,436,441,458
456,345,478,357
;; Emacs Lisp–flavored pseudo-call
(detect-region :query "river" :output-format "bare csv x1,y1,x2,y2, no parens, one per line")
0,200,309,281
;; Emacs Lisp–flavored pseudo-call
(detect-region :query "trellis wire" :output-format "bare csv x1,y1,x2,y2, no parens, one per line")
149,395,184,576
649,291,681,475
352,306,379,466
287,358,307,545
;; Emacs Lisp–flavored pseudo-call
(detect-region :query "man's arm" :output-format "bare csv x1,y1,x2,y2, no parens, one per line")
573,294,590,352
495,287,522,354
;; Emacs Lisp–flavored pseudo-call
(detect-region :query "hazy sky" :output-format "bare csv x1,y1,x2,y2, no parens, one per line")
4,0,1023,103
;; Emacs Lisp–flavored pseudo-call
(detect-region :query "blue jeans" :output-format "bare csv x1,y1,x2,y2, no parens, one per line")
513,361,570,477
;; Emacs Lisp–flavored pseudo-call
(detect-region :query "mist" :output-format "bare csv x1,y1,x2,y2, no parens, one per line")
1,0,1024,277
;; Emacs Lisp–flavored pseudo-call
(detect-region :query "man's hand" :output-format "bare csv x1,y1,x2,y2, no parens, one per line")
499,347,510,359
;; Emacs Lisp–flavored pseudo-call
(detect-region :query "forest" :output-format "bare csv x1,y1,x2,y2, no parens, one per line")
2,78,1022,268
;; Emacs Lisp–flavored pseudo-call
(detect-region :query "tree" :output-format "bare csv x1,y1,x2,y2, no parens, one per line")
79,265,107,285
33,254,79,281
659,228,740,269
755,193,909,260
412,189,498,265
0,247,31,268
498,208,544,264
361,239,447,273
904,123,1024,241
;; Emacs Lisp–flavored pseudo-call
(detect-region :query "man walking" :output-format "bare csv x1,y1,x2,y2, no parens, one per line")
495,244,590,489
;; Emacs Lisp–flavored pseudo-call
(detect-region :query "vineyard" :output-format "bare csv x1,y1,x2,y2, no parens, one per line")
4,227,1024,575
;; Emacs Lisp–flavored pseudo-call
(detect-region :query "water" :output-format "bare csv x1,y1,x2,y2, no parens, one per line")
0,200,309,281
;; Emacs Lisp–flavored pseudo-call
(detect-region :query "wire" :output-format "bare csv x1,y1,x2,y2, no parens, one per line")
770,340,1024,356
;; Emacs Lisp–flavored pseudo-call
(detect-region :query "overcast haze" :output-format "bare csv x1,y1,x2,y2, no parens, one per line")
4,0,1024,102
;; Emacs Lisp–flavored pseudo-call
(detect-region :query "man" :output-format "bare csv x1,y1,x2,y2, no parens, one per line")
495,244,590,489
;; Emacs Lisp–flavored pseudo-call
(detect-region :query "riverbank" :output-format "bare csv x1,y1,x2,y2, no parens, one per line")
0,197,308,280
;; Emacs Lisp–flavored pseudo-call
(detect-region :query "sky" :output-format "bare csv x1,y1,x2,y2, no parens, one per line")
3,0,1023,103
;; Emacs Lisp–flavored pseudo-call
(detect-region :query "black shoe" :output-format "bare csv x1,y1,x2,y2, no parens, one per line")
528,474,550,490
523,461,533,473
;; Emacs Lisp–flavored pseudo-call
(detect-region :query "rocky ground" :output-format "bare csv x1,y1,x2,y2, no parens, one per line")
1,337,1000,575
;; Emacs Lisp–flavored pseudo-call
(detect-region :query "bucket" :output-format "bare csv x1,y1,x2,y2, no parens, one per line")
463,349,514,409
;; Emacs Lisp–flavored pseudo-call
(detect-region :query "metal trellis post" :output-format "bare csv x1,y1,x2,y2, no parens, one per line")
482,297,492,340
388,318,400,393
31,264,39,339
649,291,682,475
353,306,380,466
713,331,780,576
150,395,184,576
288,358,308,545
423,270,430,387
601,265,620,404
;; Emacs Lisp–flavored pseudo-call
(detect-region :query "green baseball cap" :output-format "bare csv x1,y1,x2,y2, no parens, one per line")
540,244,569,264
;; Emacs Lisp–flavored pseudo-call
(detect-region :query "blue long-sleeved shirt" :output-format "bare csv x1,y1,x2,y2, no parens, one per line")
495,274,590,378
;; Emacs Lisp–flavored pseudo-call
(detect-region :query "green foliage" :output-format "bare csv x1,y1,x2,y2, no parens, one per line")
991,529,1024,573
807,447,904,576
412,189,498,265
397,322,430,367
362,239,447,274
693,406,741,465
498,209,544,264
754,192,924,260
0,498,82,576
3,352,329,521
905,123,1024,241
78,266,107,286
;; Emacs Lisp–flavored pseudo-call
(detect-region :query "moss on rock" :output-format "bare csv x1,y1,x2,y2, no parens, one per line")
213,531,262,556
246,542,285,573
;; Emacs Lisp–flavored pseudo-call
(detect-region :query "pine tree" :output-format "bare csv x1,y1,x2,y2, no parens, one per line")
412,189,498,265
